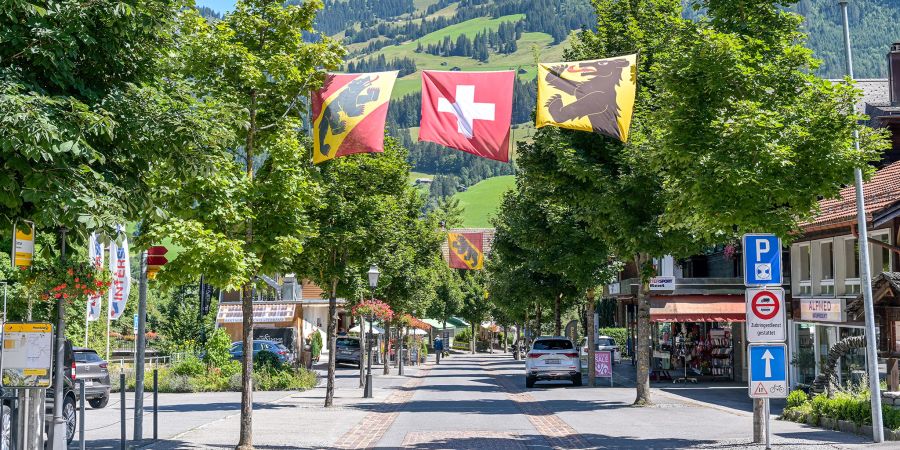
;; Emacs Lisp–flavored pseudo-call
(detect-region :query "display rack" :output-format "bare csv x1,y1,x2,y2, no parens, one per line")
709,329,733,380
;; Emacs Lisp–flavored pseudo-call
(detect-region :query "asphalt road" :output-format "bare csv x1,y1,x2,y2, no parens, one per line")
69,353,889,449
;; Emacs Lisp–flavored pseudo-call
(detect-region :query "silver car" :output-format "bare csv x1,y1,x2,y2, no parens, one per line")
525,337,582,388
73,348,111,408
335,337,362,368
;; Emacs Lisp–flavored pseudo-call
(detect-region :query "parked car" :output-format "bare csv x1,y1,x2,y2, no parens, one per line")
72,347,111,408
583,336,622,363
230,340,292,364
0,339,78,447
525,336,581,388
335,337,361,368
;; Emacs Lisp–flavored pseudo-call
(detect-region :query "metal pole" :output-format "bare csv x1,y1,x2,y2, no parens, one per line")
153,368,158,441
839,0,884,442
364,314,373,398
398,324,404,376
120,372,126,450
78,380,85,450
134,250,148,442
49,227,67,450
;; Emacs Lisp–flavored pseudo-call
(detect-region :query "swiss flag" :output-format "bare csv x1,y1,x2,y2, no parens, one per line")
419,70,514,162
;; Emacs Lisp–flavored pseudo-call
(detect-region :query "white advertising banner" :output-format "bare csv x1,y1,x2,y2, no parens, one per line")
108,227,131,321
87,233,104,321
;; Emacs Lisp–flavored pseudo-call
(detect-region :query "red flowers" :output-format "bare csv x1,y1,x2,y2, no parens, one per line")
352,299,394,321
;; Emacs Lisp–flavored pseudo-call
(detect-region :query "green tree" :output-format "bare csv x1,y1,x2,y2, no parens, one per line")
655,0,888,240
293,136,419,406
432,196,465,228
518,0,698,403
146,2,344,448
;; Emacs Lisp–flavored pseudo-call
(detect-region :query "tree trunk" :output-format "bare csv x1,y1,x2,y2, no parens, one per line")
383,318,391,375
237,283,254,450
236,89,258,450
587,288,596,387
554,293,562,336
753,398,765,442
503,326,508,353
324,279,338,407
634,253,652,406
470,323,476,354
535,303,542,338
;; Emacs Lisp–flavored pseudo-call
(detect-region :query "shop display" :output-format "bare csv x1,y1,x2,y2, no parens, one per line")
652,322,735,381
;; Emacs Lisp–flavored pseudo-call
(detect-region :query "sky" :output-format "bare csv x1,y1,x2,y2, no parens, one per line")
196,0,235,13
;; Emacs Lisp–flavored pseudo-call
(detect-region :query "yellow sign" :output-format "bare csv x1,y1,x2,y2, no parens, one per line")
2,322,54,388
12,221,35,268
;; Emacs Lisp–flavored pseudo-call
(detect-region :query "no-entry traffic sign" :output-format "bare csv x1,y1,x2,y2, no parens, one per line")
745,287,785,343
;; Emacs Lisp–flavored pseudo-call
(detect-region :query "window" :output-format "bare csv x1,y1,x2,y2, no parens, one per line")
336,338,360,348
821,241,834,280
845,238,859,279
532,339,574,350
799,245,811,281
872,232,892,274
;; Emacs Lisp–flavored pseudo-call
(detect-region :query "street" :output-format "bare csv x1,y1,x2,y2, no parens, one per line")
72,353,883,449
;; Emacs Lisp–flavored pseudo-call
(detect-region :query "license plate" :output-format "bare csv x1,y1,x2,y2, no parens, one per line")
84,380,93,386
545,359,560,365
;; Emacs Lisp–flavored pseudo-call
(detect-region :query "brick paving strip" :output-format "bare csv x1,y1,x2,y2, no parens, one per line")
484,362,591,450
402,431,528,449
333,363,432,449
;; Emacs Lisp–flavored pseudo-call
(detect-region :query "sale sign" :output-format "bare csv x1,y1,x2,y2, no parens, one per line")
595,351,613,378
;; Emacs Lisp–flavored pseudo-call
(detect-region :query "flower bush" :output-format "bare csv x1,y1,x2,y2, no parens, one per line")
351,299,394,321
16,259,110,302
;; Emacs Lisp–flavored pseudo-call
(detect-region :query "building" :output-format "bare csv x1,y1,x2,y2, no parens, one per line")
215,275,352,356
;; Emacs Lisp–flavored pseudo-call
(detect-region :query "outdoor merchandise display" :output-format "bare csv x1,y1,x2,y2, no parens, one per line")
652,322,735,381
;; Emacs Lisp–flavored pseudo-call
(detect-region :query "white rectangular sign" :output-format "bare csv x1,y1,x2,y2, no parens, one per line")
745,287,786,343
1,323,54,388
798,298,846,323
649,277,675,291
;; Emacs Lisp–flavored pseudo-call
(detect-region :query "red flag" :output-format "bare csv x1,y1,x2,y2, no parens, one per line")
447,232,484,270
419,70,514,162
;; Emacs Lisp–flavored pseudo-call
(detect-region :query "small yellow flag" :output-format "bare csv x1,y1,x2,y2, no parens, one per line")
536,54,638,142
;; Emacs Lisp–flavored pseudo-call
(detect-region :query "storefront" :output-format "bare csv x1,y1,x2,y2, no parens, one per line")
789,297,867,389
649,294,745,382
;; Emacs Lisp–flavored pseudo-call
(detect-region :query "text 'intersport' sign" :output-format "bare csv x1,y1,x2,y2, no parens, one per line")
745,287,786,343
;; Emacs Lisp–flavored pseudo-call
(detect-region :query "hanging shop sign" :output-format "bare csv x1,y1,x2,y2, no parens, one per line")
649,277,675,291
798,298,846,323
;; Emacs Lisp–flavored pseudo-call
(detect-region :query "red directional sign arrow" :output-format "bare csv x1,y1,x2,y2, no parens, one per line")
751,290,780,321
148,246,168,256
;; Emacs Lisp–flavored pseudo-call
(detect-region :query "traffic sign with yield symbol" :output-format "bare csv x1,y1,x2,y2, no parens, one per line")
748,343,789,398
745,287,785,343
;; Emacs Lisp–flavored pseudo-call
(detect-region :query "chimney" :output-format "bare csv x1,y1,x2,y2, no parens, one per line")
890,42,900,105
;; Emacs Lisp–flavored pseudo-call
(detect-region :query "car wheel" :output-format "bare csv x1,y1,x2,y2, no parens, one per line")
572,373,583,387
89,394,109,409
525,376,535,389
1,404,10,450
64,395,77,443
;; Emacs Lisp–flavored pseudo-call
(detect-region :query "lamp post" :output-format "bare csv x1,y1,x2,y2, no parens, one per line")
838,0,884,442
364,264,380,398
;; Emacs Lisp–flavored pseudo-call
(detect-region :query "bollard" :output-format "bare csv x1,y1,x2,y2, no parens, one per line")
78,380,86,450
153,369,158,440
120,372,126,450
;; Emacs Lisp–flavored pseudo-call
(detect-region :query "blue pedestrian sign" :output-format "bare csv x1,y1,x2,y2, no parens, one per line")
748,343,789,398
742,234,782,286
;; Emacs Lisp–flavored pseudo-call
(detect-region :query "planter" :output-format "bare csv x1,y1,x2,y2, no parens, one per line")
838,420,857,434
889,429,900,441
805,414,818,426
820,417,835,430
859,425,873,437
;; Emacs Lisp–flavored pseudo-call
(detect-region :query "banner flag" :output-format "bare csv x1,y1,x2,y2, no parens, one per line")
536,54,637,142
87,233,104,321
108,226,131,321
448,232,484,270
11,221,34,268
312,71,397,164
419,70,514,162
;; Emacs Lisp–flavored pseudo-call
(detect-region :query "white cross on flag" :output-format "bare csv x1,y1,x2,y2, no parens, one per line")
419,70,514,162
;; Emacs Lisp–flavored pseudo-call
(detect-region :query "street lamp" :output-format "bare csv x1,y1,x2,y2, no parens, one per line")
364,264,380,398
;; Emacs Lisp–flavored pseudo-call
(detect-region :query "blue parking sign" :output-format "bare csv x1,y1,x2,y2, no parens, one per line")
743,234,782,286
748,343,788,398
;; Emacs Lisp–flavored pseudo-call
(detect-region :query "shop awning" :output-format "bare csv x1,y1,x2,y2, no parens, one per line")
217,304,296,323
650,295,745,322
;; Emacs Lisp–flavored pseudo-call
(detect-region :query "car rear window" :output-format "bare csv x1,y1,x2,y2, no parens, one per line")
75,351,101,363
532,339,573,350
598,338,616,346
336,338,360,348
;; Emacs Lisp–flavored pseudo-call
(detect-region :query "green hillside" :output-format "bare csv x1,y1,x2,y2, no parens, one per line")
453,175,515,228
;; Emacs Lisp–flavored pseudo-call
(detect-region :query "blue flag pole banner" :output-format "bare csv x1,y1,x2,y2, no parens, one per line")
87,233,104,322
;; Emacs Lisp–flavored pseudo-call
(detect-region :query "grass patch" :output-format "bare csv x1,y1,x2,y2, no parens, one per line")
453,175,515,228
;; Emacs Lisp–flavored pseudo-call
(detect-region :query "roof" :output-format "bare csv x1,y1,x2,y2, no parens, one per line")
830,79,889,118
802,160,900,231
441,228,496,264
847,272,900,319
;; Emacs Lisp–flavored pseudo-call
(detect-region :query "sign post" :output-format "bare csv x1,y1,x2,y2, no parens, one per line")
743,233,786,450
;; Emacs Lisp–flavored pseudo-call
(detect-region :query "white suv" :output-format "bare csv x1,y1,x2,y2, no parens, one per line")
525,336,581,388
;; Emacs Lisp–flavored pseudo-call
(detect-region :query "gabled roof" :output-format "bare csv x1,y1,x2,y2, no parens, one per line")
802,160,900,232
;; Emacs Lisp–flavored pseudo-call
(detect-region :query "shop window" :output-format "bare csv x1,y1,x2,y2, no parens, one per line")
871,232,892,274
794,324,816,386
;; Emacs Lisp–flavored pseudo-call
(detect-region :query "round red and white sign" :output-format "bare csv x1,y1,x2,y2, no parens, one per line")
751,290,780,320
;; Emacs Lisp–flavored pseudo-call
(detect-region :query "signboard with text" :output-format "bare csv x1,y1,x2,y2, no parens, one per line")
798,298,846,323
595,351,612,378
1,323,54,388
649,277,675,291
745,287,786,342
